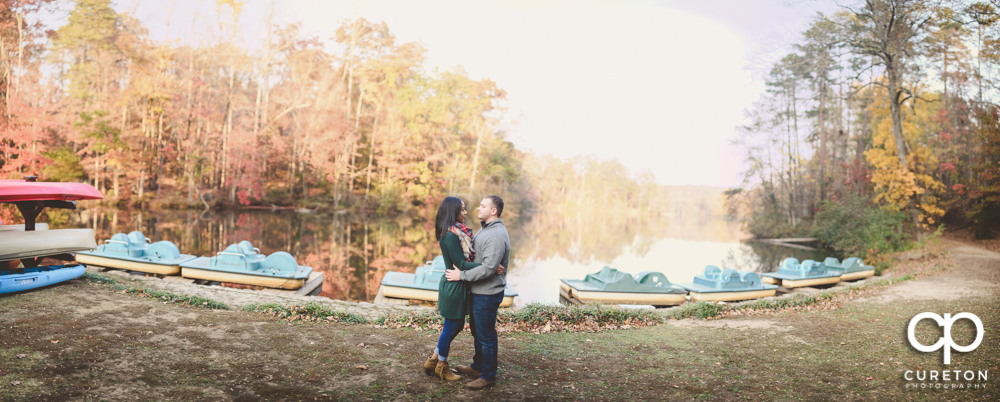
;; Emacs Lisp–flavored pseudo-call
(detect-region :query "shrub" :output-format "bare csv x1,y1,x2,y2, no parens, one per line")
811,192,911,261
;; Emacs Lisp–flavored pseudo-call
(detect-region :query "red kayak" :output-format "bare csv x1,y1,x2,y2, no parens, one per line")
0,176,103,233
0,179,104,202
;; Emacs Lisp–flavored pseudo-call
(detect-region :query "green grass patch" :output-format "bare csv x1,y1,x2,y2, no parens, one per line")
242,302,369,324
83,272,230,310
375,302,663,332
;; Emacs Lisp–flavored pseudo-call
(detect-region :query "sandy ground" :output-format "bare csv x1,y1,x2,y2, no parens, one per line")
1,237,997,401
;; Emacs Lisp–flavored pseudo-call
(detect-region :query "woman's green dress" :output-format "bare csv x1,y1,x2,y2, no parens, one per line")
438,231,480,319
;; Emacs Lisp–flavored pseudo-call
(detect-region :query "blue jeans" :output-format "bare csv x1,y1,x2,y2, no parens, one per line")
468,291,504,381
434,317,465,361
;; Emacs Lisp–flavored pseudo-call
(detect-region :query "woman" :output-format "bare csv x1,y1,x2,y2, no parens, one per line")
422,196,501,381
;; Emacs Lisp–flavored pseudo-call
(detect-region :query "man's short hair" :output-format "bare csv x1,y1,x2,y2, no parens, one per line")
485,195,504,218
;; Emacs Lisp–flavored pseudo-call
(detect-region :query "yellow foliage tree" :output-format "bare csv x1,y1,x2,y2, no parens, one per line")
863,85,945,228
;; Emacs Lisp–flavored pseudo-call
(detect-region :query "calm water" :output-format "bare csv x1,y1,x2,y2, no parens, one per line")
45,204,828,306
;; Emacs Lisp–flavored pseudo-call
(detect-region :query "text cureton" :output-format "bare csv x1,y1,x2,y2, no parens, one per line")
904,370,988,382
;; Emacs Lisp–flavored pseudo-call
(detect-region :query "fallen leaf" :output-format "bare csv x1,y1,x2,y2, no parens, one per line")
11,381,20,386
355,365,367,370
879,362,884,366
532,383,538,386
672,385,679,389
16,354,26,359
50,340,58,344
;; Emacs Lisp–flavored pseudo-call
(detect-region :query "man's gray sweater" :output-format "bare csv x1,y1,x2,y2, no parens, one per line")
460,219,509,295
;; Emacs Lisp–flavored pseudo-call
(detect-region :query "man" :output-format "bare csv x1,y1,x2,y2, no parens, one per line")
444,194,509,390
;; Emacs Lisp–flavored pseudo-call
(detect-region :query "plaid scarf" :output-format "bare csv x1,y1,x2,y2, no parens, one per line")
448,222,475,262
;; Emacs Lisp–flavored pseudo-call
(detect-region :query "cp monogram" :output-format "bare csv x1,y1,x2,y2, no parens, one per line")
907,312,984,365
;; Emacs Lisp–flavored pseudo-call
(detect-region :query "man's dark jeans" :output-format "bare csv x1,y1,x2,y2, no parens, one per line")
468,291,504,382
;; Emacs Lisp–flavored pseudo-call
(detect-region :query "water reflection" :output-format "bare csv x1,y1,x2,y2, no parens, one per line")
42,202,830,306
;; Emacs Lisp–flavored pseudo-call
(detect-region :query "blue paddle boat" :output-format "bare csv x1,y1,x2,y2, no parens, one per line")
76,231,195,275
823,257,875,281
379,256,518,307
677,265,778,302
761,258,842,288
559,266,688,306
179,241,313,289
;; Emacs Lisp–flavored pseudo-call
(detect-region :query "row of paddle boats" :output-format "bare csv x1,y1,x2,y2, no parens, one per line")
377,254,874,308
75,235,314,289
0,177,313,294
558,257,875,306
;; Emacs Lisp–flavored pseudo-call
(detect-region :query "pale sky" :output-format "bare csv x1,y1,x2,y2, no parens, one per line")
99,0,840,187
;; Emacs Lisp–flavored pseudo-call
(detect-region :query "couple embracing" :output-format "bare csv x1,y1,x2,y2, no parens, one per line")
423,195,509,390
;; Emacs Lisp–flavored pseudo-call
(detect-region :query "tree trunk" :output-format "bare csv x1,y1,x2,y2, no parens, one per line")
365,103,382,196
156,114,164,198
818,77,827,205
886,66,908,168
470,124,483,192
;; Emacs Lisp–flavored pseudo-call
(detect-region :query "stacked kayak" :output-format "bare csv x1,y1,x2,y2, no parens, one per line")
180,241,313,289
0,176,102,294
823,257,875,281
380,256,518,307
1,264,87,294
0,229,97,262
0,223,49,232
761,258,842,288
677,265,778,302
560,266,687,306
76,231,195,275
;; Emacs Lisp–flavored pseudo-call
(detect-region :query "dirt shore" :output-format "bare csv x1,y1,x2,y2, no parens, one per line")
1,237,997,401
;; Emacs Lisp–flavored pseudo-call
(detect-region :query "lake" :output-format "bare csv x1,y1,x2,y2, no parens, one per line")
46,202,828,306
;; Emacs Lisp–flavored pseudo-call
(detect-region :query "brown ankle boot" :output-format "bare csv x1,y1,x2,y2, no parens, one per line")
435,361,462,381
466,378,495,390
423,354,438,375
